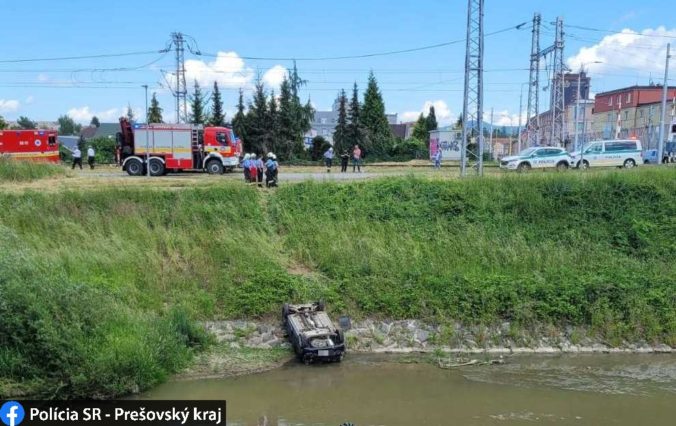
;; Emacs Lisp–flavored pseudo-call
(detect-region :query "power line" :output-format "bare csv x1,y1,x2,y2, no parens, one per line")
565,24,676,40
196,22,528,61
0,49,167,64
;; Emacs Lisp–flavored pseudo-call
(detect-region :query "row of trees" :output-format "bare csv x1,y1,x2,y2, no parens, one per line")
332,72,399,158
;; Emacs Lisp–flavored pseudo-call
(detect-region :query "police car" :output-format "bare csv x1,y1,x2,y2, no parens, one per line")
569,139,642,169
499,147,573,172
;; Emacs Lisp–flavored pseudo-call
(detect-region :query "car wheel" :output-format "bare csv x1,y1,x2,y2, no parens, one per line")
206,159,224,174
316,301,326,311
556,161,569,172
517,162,531,172
623,159,636,169
579,160,590,170
126,158,143,176
148,158,165,176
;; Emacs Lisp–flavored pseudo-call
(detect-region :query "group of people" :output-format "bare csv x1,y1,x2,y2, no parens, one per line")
241,152,278,187
323,144,363,173
71,146,96,170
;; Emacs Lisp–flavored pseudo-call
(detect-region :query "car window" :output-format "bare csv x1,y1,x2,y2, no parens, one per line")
586,143,602,153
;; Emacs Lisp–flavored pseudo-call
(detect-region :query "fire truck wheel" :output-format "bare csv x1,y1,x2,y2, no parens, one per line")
148,159,165,176
126,158,143,176
206,159,224,174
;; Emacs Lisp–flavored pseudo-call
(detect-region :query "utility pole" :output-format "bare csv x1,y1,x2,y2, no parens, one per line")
550,17,566,147
172,32,188,124
489,107,494,161
526,13,541,147
657,43,671,164
142,84,150,177
460,0,484,176
518,83,526,153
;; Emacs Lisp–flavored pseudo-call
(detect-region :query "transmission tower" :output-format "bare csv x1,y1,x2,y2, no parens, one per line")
525,13,541,147
171,32,188,123
460,0,484,176
549,17,566,147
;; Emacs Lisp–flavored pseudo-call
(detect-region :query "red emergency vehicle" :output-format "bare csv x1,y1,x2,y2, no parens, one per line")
117,117,242,176
0,129,59,163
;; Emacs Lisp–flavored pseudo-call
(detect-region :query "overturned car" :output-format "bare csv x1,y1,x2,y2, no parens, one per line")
283,302,346,364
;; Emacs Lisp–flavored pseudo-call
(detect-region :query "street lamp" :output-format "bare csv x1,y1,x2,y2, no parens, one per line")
142,84,149,177
575,61,602,169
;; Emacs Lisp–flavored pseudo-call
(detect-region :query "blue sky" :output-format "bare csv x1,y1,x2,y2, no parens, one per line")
1,0,674,127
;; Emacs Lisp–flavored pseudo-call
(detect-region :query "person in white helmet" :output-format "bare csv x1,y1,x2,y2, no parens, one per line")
265,153,278,187
241,153,251,182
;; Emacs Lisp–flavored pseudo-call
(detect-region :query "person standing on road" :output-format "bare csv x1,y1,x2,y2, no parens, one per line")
340,150,349,173
323,147,334,172
265,153,278,187
241,153,251,182
256,154,265,187
71,147,83,170
434,148,442,169
352,145,362,173
87,146,96,169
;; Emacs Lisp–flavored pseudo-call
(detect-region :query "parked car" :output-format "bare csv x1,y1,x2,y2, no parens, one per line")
499,147,572,172
283,302,346,364
570,139,642,169
643,149,659,164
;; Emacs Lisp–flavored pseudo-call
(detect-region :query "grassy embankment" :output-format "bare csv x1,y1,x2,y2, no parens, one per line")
0,158,66,182
0,164,674,398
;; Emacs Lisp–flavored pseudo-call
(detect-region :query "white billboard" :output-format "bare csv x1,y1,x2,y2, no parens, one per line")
429,129,462,160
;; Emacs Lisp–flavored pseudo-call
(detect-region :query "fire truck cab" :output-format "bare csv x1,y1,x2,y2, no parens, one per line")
117,118,241,176
0,129,59,163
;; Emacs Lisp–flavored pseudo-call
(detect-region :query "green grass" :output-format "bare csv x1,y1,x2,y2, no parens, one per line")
0,168,674,398
0,158,66,182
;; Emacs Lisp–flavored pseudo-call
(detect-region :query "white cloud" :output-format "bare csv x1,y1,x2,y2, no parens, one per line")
400,100,454,125
262,65,288,89
67,106,121,124
567,26,676,74
181,51,254,89
0,99,20,113
490,110,525,127
24,96,34,104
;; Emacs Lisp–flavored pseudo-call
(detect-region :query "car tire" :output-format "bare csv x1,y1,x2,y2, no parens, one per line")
282,303,290,321
316,301,326,311
556,161,569,172
126,158,143,176
148,158,165,176
579,160,590,170
206,159,224,174
623,159,636,169
517,162,531,172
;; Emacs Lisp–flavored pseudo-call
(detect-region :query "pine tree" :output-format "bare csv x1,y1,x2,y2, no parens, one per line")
189,80,207,124
90,116,100,128
210,82,225,126
0,115,7,130
333,90,349,154
277,76,296,160
361,71,392,156
267,91,280,154
232,88,247,145
126,105,135,122
426,105,438,132
245,78,269,153
148,93,163,123
412,113,429,142
347,83,368,152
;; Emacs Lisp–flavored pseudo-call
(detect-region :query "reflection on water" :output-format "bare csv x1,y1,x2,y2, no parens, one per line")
137,354,676,426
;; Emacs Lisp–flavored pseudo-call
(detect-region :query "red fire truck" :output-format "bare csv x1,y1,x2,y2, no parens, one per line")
0,129,59,163
117,118,241,176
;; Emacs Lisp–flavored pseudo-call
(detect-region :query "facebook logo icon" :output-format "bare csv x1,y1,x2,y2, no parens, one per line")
0,401,24,426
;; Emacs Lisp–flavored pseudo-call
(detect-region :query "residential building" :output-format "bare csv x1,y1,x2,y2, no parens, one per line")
309,97,397,143
390,121,415,139
80,123,120,140
565,99,595,149
590,85,676,149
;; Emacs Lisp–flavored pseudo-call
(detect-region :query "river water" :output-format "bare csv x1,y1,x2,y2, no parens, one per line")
138,354,676,425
